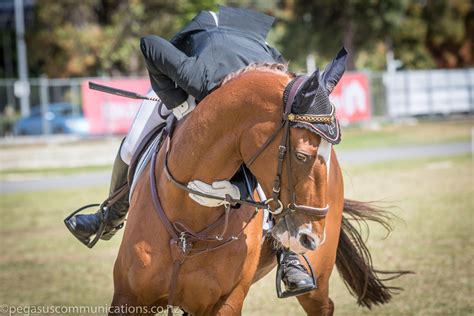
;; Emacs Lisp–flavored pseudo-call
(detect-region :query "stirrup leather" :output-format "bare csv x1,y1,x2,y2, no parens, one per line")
64,184,128,248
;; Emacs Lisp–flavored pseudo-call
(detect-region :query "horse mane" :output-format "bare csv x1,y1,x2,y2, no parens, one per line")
219,62,292,87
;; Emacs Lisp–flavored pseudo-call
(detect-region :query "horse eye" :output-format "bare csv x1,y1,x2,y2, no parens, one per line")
295,152,308,162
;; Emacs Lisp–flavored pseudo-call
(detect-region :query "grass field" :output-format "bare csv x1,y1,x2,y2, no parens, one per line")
243,154,473,315
337,118,472,150
1,151,472,315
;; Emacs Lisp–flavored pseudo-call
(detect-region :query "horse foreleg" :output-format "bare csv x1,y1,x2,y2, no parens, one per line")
110,245,147,316
297,284,334,316
110,292,144,316
211,285,248,316
295,246,337,316
296,224,341,316
296,211,341,316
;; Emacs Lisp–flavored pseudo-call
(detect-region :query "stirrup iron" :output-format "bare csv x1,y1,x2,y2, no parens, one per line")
275,252,317,298
64,203,106,249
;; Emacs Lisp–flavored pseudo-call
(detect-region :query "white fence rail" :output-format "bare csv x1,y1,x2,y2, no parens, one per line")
384,68,473,117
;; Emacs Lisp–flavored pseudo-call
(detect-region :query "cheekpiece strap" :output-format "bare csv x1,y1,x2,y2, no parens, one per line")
283,76,308,115
283,75,335,125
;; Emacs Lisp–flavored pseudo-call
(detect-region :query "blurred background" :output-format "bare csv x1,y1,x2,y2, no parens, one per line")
0,0,472,315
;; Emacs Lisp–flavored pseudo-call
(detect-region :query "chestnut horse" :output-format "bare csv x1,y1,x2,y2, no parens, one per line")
111,66,406,315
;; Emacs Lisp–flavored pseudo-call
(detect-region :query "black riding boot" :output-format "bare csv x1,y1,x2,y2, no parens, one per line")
64,150,130,247
276,248,316,298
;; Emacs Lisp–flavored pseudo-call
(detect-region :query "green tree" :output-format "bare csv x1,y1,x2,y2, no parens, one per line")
279,0,406,71
393,0,472,69
279,0,472,71
25,0,281,78
27,0,218,77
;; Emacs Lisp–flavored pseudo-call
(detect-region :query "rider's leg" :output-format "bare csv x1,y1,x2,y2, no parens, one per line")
121,95,170,164
65,93,170,246
64,147,129,245
277,248,316,297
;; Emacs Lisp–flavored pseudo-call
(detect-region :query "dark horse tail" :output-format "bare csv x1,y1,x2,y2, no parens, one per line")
336,199,412,308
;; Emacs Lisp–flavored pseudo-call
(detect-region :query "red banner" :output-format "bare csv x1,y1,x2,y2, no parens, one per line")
82,78,150,135
82,73,371,135
329,72,371,124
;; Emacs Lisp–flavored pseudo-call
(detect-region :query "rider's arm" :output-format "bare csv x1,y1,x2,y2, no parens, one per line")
140,35,189,109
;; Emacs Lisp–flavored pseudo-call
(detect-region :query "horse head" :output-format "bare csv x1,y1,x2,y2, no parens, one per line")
241,48,347,254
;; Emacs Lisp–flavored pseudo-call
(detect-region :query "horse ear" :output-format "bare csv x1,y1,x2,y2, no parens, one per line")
321,47,348,94
293,68,320,114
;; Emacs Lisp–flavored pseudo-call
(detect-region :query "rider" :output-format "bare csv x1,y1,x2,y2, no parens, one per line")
65,6,315,297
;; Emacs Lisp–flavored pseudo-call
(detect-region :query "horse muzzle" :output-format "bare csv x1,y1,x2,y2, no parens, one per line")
299,232,318,251
272,223,322,254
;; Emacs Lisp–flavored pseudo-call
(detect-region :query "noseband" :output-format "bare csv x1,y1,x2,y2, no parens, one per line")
246,75,334,219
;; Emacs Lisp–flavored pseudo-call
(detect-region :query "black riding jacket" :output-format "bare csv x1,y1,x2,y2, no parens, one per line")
140,6,284,109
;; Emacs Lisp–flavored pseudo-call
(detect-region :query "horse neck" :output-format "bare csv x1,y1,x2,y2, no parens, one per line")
168,105,246,183
157,71,289,228
168,71,289,182
155,88,254,229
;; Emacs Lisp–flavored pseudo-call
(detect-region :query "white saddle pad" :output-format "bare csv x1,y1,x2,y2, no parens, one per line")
129,129,164,201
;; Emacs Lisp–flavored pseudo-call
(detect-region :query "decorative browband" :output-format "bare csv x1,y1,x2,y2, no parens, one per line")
287,113,334,124
286,103,336,125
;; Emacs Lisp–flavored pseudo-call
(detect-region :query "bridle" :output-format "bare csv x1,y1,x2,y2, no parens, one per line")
149,75,336,312
163,75,335,219
245,75,334,218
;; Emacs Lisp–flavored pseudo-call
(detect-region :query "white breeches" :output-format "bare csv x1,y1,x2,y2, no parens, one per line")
120,90,170,164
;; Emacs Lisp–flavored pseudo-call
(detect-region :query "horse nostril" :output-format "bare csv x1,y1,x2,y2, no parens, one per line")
299,233,317,251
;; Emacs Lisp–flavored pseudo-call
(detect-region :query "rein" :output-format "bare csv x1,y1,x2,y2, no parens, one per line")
148,75,335,312
163,139,269,212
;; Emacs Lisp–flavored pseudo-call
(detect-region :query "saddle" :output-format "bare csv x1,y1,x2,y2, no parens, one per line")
127,122,167,199
127,116,258,203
